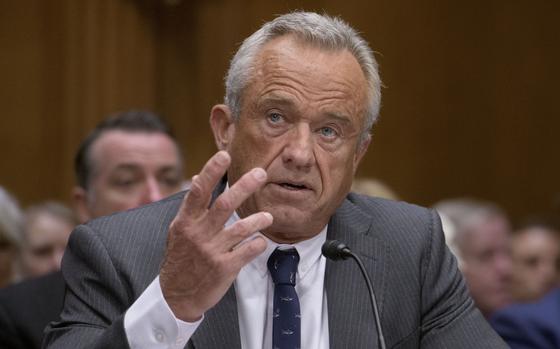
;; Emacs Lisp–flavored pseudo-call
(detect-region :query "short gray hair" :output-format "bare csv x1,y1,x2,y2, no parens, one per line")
434,198,507,269
23,201,78,245
0,187,23,249
224,11,381,143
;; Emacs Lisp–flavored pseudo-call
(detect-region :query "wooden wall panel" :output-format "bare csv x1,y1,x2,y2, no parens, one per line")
0,2,66,204
0,0,158,206
1,0,559,223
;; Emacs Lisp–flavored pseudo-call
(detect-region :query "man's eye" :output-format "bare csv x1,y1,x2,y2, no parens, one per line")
161,176,181,188
112,177,137,188
319,126,337,138
32,245,54,257
268,112,283,124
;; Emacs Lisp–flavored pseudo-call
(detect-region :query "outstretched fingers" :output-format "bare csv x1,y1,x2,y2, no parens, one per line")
228,234,268,270
209,167,268,225
216,211,273,252
181,151,231,218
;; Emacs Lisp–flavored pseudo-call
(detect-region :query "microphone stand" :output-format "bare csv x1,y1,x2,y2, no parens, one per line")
347,250,386,349
322,240,386,349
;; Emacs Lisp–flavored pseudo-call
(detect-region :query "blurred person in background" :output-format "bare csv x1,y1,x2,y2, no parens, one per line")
489,217,560,348
491,285,560,348
509,218,560,302
19,202,78,279
434,198,513,318
72,110,185,221
351,177,399,200
0,186,23,287
0,110,185,349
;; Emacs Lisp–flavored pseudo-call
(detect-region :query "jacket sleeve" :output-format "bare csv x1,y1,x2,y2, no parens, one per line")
43,224,132,349
418,209,507,348
0,299,27,349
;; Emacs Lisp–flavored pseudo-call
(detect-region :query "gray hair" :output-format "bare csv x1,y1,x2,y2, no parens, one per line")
0,186,23,249
23,201,78,245
224,11,382,144
434,198,507,269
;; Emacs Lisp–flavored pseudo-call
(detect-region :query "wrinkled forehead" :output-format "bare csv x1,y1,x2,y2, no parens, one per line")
251,34,364,81
245,36,369,116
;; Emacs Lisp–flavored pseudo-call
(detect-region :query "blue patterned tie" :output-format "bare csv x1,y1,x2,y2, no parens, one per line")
267,248,301,349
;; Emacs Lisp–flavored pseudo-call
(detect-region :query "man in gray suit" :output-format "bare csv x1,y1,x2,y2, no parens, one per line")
44,12,506,348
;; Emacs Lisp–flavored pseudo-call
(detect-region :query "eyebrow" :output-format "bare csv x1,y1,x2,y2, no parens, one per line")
110,164,143,173
323,112,352,126
257,94,297,110
110,164,180,174
258,94,353,124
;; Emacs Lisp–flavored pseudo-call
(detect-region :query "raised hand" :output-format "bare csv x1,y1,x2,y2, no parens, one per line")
159,150,272,322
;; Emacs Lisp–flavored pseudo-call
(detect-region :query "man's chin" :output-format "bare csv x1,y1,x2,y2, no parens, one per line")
261,210,325,243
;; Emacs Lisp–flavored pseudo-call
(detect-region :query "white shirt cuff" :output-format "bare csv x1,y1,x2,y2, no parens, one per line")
124,275,203,348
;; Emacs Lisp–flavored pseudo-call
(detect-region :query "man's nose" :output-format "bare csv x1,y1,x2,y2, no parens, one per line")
282,125,314,169
142,177,164,204
496,253,513,277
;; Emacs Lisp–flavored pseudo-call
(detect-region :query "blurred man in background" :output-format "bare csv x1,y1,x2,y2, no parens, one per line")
0,186,23,287
351,177,399,200
72,110,184,221
489,218,560,348
0,110,185,349
19,202,78,279
491,286,560,348
509,219,560,302
435,198,513,318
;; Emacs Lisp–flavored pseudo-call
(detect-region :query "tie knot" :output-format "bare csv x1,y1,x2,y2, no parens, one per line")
267,248,299,286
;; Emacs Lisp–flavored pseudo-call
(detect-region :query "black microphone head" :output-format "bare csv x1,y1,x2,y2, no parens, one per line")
322,239,352,260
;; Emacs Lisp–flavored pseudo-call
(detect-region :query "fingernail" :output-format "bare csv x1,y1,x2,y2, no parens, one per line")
253,168,266,181
264,212,273,222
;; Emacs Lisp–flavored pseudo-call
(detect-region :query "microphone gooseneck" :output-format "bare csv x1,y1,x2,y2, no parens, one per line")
322,239,386,349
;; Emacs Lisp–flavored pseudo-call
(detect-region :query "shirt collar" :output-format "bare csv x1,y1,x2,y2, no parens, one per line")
226,210,327,280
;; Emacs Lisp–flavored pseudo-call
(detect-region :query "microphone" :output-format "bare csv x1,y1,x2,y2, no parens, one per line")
321,239,352,260
322,240,386,349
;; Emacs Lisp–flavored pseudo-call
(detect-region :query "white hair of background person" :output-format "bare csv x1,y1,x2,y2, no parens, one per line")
434,198,507,270
0,186,24,282
0,186,23,248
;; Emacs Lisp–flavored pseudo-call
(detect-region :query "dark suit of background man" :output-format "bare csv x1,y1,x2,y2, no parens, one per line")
44,12,506,348
0,111,185,348
490,287,560,349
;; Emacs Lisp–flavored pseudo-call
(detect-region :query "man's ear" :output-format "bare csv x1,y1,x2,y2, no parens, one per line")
210,104,235,151
72,186,92,223
353,135,371,173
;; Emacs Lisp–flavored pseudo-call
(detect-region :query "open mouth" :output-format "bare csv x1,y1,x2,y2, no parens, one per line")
278,182,309,191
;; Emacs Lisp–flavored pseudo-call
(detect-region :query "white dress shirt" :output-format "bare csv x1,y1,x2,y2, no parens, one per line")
124,211,330,349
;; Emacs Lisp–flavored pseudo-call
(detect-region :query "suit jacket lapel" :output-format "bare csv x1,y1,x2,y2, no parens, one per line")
326,198,390,349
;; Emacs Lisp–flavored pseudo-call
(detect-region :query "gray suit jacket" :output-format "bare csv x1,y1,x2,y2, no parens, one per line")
43,187,506,348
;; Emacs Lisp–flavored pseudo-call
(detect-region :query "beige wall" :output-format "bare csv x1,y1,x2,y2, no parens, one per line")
1,0,559,222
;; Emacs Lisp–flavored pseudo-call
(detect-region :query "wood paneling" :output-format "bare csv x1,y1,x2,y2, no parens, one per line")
1,0,559,222
1,0,158,204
